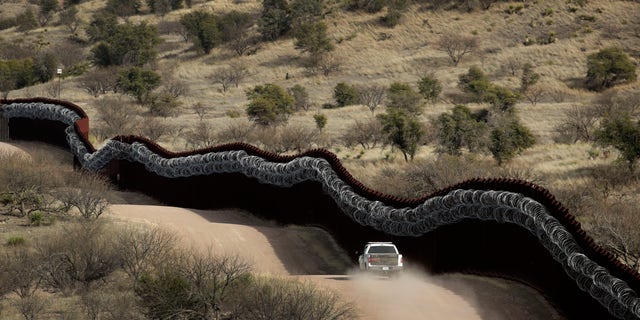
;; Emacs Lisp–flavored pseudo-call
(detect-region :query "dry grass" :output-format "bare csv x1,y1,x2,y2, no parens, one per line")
1,0,640,186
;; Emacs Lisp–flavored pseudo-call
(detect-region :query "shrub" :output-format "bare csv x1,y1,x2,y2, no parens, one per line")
586,47,637,91
245,83,295,126
7,236,27,246
180,10,221,55
333,82,359,107
387,82,423,115
116,67,162,104
417,75,442,103
235,276,356,319
258,0,291,41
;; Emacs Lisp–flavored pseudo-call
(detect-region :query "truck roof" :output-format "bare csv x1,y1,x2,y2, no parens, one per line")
367,242,394,245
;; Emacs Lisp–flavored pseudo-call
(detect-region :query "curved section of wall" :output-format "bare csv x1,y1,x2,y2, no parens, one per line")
2,98,640,320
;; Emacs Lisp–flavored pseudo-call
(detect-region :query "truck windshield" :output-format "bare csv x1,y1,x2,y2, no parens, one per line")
368,246,397,254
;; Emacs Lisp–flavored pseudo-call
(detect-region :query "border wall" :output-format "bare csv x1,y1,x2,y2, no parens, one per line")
2,97,640,320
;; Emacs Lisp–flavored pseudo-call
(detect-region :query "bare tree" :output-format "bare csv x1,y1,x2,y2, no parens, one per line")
216,119,255,144
342,119,385,149
589,200,640,271
553,104,599,143
162,79,189,99
95,97,139,139
192,103,208,121
13,294,49,320
185,121,217,149
0,152,59,217
358,84,386,115
116,225,178,281
275,124,319,153
315,53,342,76
78,67,119,97
437,33,479,66
36,221,122,292
138,116,172,141
54,171,111,219
209,63,249,92
523,84,546,105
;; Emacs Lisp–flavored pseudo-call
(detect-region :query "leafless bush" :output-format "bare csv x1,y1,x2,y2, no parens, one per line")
136,251,252,320
81,289,144,320
587,198,640,271
191,103,208,121
593,90,640,117
216,119,255,144
523,84,546,105
137,116,172,141
78,67,119,97
209,63,249,92
0,152,60,217
553,104,600,143
273,124,319,153
315,53,342,76
234,276,356,320
358,84,386,115
115,224,178,281
49,41,85,69
161,79,189,99
438,33,479,66
502,57,522,76
35,221,122,293
53,171,111,219
1,249,42,299
184,121,218,149
342,119,385,149
94,97,139,140
12,294,48,320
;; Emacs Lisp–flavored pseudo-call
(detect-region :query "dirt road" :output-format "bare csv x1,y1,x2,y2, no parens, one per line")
108,204,563,320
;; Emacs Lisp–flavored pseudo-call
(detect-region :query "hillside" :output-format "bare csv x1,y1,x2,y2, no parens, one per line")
1,0,640,274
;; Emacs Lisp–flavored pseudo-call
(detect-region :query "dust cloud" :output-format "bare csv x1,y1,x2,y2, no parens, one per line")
349,267,484,320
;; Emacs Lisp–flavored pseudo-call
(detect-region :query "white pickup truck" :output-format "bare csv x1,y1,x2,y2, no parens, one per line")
357,242,403,275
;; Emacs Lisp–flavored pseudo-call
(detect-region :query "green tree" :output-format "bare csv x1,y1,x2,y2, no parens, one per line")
16,8,39,32
180,11,221,55
313,113,327,131
116,67,162,104
258,0,291,41
387,82,423,115
489,115,535,165
246,83,295,126
586,47,637,91
148,0,183,16
333,82,359,107
458,66,491,100
483,85,520,112
417,74,442,103
294,21,334,63
86,13,119,43
378,108,424,161
91,22,162,67
219,11,256,56
290,0,324,27
105,0,142,17
37,0,59,26
59,5,81,33
435,105,489,155
596,114,640,172
219,10,254,43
